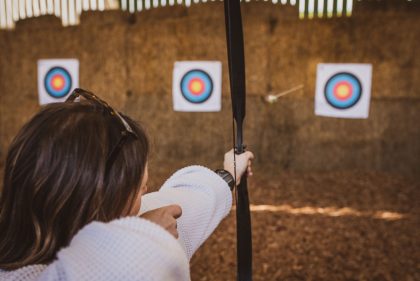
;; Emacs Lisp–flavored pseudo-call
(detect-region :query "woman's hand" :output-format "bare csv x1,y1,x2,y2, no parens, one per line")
140,205,182,238
223,149,254,185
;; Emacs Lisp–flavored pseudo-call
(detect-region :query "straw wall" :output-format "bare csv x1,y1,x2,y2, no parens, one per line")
0,1,419,177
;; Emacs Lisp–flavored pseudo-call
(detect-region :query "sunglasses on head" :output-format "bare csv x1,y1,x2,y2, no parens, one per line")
66,88,138,173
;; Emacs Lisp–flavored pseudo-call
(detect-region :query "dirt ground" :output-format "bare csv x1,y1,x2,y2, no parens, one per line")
149,168,420,281
0,163,418,280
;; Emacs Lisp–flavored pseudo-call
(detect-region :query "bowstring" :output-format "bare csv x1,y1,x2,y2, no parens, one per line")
232,116,238,206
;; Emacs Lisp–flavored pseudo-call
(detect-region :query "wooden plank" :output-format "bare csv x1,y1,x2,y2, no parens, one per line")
0,0,7,28
26,0,33,17
61,0,68,25
54,0,60,16
11,0,18,20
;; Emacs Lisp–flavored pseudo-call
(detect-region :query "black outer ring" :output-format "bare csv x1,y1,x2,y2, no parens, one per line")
324,72,363,109
180,69,214,104
44,66,73,98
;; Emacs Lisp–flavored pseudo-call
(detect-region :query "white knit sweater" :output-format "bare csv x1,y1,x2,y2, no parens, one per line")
0,166,232,281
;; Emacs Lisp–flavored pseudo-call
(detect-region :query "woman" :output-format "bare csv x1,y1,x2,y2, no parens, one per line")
0,89,254,281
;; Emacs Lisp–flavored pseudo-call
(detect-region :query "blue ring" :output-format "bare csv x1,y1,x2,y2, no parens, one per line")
180,69,213,104
324,72,362,109
44,67,73,98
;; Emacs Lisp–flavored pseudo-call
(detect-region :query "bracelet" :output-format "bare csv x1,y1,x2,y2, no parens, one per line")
214,169,235,191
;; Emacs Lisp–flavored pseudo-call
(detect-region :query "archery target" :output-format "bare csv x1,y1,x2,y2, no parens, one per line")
324,72,362,109
315,64,372,119
44,67,73,98
173,61,222,112
38,59,79,105
180,70,213,104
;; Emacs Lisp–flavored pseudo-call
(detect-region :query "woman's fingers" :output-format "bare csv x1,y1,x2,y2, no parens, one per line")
223,149,255,185
165,204,182,219
140,204,182,238
247,160,253,176
161,205,181,238
239,151,254,177
245,151,255,161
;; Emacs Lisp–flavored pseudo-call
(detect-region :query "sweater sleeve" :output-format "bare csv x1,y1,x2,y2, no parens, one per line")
36,217,190,281
139,165,233,260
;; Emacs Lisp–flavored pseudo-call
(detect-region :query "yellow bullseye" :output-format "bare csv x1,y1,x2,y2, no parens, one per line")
336,84,350,99
52,77,64,89
190,81,203,94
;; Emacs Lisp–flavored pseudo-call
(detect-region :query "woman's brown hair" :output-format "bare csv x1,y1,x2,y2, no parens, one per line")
0,100,149,270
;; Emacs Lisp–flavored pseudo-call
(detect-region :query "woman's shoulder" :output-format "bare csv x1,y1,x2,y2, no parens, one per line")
0,264,47,281
37,217,189,280
1,217,190,281
60,216,187,263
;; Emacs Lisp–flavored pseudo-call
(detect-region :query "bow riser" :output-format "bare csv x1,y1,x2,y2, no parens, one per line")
223,0,253,280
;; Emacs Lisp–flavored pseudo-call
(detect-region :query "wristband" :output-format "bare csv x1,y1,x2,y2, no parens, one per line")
214,169,235,191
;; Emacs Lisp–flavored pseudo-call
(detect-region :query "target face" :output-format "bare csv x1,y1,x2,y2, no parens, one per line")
38,59,79,105
172,61,221,112
44,67,73,98
180,69,213,104
315,63,372,119
324,72,362,109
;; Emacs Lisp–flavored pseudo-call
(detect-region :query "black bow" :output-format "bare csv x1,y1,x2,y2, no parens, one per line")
223,0,253,280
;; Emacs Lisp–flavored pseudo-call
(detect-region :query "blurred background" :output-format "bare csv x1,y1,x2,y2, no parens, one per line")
0,0,419,280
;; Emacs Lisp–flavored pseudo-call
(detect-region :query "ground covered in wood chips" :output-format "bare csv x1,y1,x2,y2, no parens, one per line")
1,164,417,280
150,168,419,281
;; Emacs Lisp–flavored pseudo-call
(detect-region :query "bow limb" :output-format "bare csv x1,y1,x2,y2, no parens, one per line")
223,0,253,280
